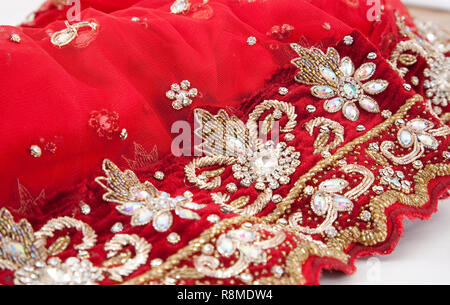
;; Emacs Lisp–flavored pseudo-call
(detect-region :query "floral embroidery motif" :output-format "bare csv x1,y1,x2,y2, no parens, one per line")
290,43,388,121
0,208,151,284
95,159,206,231
391,13,449,116
289,164,374,235
380,118,449,164
88,109,120,140
232,141,300,190
379,168,411,193
166,80,198,110
185,100,298,217
194,224,285,280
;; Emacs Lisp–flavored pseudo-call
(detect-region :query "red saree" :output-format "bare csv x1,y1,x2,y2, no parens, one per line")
0,0,448,284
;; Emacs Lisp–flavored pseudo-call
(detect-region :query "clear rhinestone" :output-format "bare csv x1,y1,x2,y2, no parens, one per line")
403,83,411,91
80,202,91,215
30,145,42,158
131,17,140,22
154,171,165,180
202,243,214,255
343,35,354,45
188,88,198,97
311,86,335,99
207,214,220,223
217,236,236,257
284,133,295,141
226,183,237,193
271,265,284,278
304,186,315,195
363,80,388,94
312,192,329,216
306,105,316,113
240,273,253,283
170,0,190,14
381,110,392,118
398,129,414,147
10,34,21,43
360,210,371,222
355,63,376,81
153,212,172,232
356,125,366,132
325,227,337,237
342,102,359,121
110,222,124,233
417,134,438,149
367,52,377,59
273,109,283,119
167,232,181,244
372,185,384,194
272,194,283,203
278,87,289,95
150,258,163,267
340,57,355,76
120,128,128,141
166,90,176,99
324,97,344,113
247,36,257,46
359,96,380,113
319,66,338,83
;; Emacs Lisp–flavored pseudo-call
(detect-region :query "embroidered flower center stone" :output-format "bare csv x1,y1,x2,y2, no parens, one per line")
232,141,300,190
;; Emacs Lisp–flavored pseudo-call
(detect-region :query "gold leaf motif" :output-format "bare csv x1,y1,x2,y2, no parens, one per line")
47,235,71,256
398,54,417,66
202,168,225,179
229,196,250,209
103,250,132,267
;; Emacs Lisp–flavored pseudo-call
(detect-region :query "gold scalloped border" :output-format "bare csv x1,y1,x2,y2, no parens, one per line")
123,94,450,285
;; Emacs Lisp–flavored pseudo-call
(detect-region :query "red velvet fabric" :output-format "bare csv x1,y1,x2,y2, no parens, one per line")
0,0,448,285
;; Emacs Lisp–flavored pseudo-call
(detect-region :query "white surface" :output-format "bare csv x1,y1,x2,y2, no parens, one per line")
402,0,450,11
0,0,43,26
1,0,449,285
322,199,450,285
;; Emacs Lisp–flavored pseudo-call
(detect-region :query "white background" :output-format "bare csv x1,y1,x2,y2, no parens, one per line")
0,0,449,285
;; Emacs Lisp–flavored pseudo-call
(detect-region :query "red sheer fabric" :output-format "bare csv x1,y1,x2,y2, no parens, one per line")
0,0,448,285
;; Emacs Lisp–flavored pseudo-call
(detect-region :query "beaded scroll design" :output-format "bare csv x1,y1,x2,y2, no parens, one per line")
0,208,151,284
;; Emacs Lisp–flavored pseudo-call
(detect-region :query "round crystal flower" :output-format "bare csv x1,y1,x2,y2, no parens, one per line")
166,80,198,110
232,141,300,191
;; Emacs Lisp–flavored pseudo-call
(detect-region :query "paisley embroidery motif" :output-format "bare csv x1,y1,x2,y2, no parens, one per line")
380,118,449,164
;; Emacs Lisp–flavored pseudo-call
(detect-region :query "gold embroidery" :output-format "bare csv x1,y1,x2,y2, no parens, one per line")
290,43,386,121
304,117,345,155
380,118,448,164
96,159,206,230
